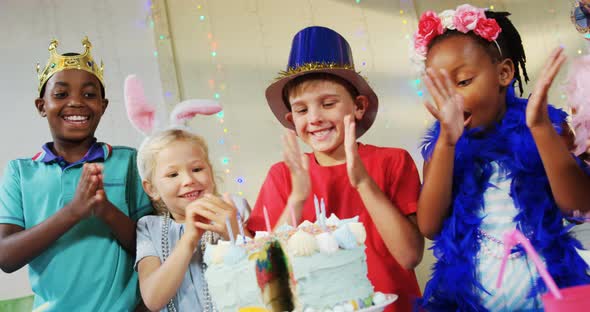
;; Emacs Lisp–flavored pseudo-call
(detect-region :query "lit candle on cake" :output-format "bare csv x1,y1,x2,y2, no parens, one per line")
320,198,327,230
314,194,320,225
236,210,246,244
263,205,272,233
288,202,297,227
225,216,235,245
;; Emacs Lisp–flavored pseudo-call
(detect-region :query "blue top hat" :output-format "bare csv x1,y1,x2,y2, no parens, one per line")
265,26,378,138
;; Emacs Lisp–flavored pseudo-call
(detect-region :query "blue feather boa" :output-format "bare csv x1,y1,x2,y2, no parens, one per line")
418,86,590,311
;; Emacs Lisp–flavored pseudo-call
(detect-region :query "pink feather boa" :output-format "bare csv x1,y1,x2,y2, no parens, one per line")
566,54,590,156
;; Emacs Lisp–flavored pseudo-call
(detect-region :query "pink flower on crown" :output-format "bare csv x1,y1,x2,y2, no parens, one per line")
474,18,502,41
453,4,485,33
417,11,444,43
409,4,503,75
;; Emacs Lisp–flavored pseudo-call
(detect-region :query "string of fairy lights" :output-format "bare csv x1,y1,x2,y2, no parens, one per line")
195,1,246,196
145,0,589,194
354,1,371,73
147,0,245,196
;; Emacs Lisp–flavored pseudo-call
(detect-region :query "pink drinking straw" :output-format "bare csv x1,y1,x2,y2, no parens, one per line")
496,229,563,300
263,205,272,233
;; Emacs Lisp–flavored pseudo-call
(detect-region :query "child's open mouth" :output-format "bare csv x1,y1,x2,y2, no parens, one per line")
463,111,472,127
310,127,334,141
180,190,203,201
62,115,90,126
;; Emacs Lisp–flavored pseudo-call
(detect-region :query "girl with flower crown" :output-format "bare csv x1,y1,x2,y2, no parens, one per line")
413,4,590,311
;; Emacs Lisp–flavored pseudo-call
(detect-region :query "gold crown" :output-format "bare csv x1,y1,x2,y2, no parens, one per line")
36,36,104,93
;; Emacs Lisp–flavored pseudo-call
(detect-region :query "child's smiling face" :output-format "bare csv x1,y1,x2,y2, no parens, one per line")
285,79,366,158
145,139,215,220
425,34,514,130
35,69,107,144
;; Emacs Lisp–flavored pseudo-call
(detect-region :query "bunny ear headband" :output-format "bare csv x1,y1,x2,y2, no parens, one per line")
124,74,222,135
125,75,222,181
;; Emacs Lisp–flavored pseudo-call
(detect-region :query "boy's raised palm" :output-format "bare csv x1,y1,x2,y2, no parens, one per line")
423,68,465,146
527,47,567,129
282,130,311,202
344,115,370,188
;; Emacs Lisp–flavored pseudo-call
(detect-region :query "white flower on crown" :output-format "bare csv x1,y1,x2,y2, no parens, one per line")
409,43,427,75
439,10,456,30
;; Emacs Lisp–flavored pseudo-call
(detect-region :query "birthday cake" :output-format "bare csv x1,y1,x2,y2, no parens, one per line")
204,214,388,311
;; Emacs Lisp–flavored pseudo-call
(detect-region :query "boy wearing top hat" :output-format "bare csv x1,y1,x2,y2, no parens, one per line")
246,26,424,311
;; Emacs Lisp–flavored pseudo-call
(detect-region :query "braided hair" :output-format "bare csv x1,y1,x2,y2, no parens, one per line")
428,11,529,95
487,11,529,95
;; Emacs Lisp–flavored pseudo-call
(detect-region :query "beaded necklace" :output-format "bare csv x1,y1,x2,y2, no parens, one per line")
161,212,218,312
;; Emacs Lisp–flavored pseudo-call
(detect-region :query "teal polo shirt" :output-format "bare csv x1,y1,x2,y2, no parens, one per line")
0,141,153,311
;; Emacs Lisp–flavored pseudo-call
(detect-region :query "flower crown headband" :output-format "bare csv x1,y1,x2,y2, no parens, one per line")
411,4,503,73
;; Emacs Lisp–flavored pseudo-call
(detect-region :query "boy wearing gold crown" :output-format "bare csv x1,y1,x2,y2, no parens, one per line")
0,37,152,311
246,26,424,312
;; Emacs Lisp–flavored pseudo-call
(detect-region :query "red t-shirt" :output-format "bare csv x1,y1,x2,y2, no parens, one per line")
247,143,421,312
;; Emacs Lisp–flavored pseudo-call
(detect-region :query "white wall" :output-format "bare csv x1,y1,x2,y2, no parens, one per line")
0,0,163,299
1,0,588,301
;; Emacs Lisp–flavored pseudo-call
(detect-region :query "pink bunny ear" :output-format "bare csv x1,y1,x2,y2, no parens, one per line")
566,55,590,156
124,75,157,134
169,99,222,125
